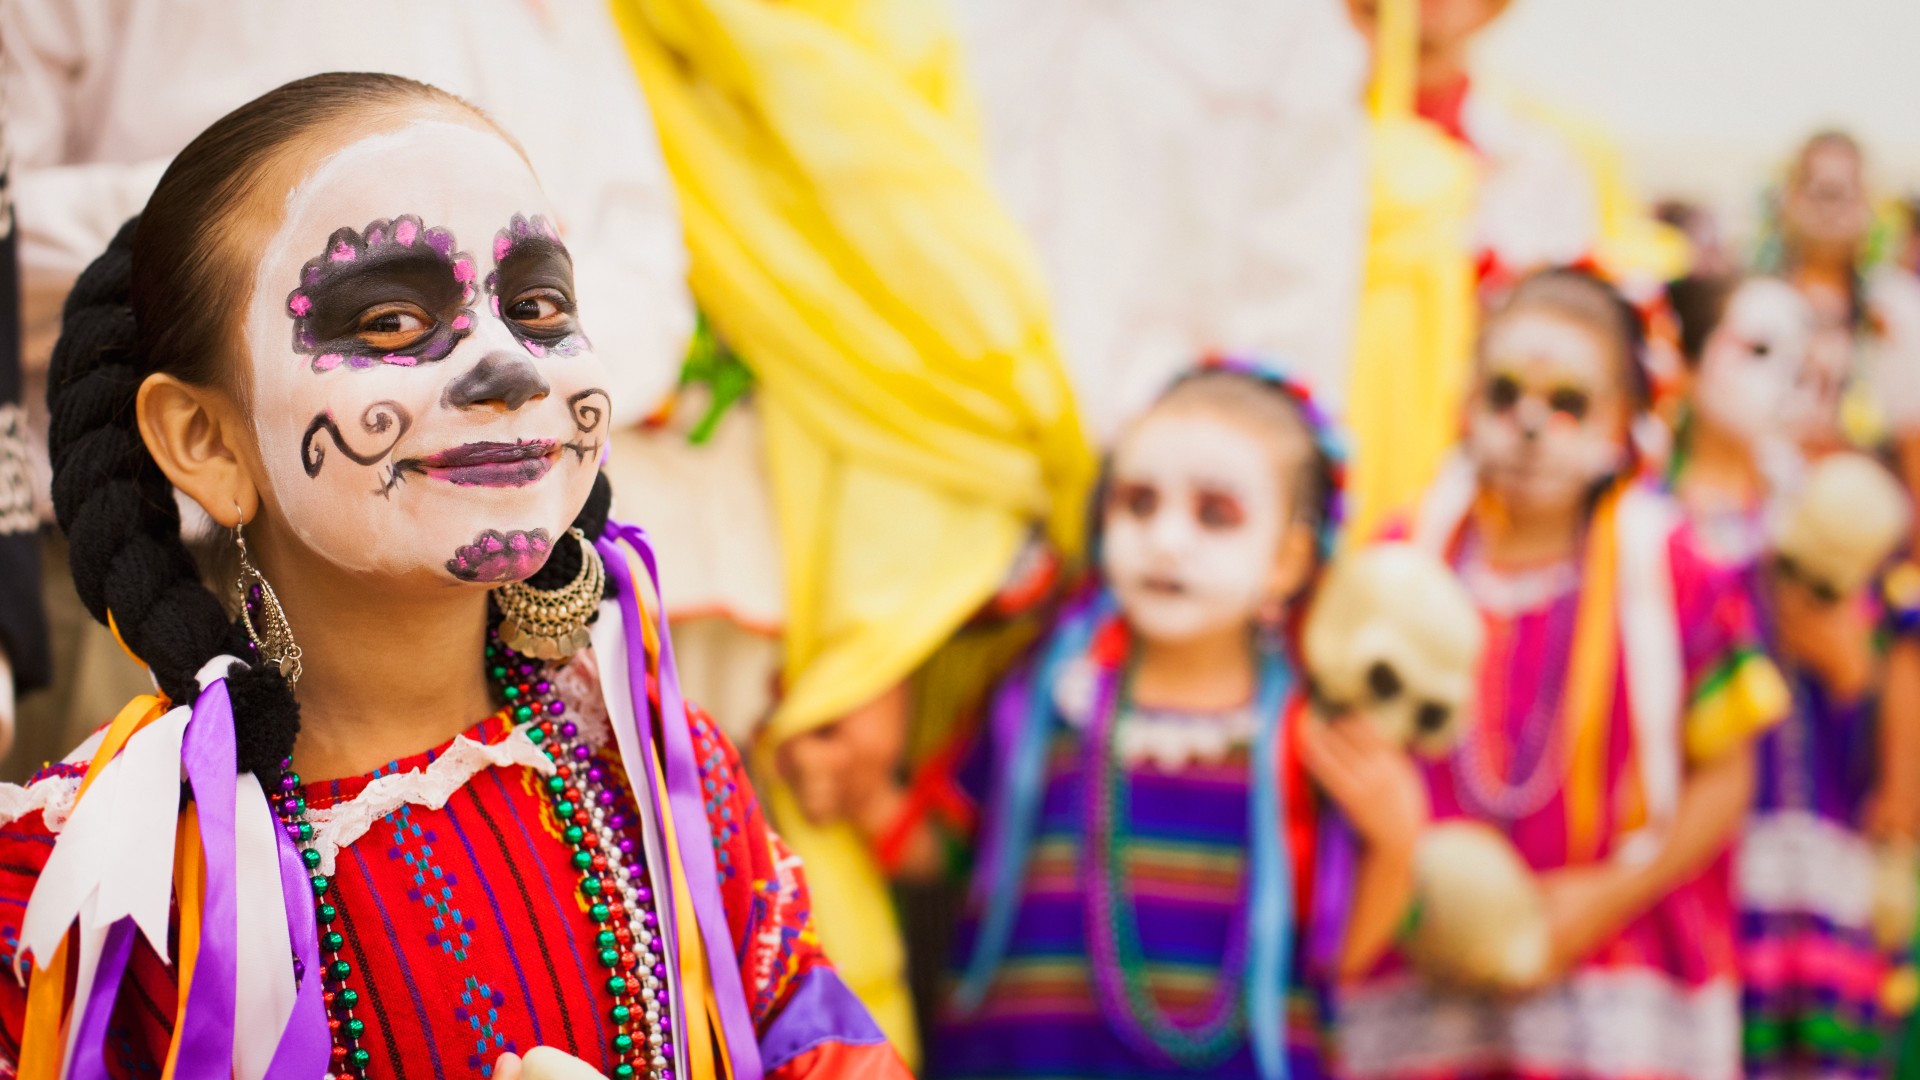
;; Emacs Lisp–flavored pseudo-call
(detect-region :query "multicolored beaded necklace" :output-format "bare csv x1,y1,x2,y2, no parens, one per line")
265,624,678,1079
1082,659,1253,1070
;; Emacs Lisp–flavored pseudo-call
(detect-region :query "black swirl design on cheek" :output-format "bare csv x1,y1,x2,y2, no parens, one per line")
301,401,413,498
564,388,610,462
486,214,589,358
285,215,477,373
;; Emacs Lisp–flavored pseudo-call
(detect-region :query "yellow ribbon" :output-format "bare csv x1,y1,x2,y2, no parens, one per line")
651,753,725,1080
160,802,205,1080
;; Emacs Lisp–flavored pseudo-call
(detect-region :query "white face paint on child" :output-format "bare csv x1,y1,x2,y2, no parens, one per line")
1466,310,1628,514
1101,411,1292,645
1693,279,1812,445
245,121,610,585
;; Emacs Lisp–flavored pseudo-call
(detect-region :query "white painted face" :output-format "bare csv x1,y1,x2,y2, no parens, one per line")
1694,279,1812,444
246,121,609,586
1100,410,1291,645
1466,311,1628,514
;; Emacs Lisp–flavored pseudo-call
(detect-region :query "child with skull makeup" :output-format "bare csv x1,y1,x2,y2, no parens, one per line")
837,364,1427,1080
1666,272,1917,1079
1335,269,1791,1080
0,73,907,1080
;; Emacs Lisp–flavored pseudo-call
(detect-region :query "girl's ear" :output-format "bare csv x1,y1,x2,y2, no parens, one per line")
136,372,260,528
1266,520,1320,605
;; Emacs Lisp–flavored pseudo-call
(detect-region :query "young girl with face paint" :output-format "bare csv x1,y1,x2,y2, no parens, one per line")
831,364,1427,1080
1664,273,1911,1079
1335,269,1791,1080
0,74,907,1080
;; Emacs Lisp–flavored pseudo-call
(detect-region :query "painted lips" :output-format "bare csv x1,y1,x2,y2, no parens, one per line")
415,440,556,487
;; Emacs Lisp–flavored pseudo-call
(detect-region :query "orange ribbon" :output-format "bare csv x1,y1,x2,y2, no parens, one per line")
18,692,172,1076
1563,486,1622,863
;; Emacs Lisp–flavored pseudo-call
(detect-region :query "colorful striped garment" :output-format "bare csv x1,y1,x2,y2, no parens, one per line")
929,653,1327,1080
1337,515,1785,1080
0,653,904,1079
1724,548,1898,1078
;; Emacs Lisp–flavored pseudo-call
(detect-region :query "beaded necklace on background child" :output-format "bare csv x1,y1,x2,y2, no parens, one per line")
795,362,1429,1080
1337,268,1789,1080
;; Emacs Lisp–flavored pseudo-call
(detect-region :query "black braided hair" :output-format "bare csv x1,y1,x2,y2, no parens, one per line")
45,73,602,775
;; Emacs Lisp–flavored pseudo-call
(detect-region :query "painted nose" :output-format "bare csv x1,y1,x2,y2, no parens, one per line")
444,350,551,411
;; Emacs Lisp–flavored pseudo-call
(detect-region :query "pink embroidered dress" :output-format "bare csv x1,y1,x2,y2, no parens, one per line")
1337,487,1786,1080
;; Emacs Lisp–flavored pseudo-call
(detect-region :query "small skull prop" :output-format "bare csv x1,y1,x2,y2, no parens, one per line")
1303,542,1486,756
1405,820,1551,991
1773,452,1912,602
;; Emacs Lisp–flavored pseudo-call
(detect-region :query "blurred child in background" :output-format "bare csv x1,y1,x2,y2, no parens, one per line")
1338,268,1789,1080
791,363,1428,1079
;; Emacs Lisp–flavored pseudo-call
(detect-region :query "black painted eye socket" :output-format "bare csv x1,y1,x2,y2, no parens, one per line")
1112,482,1158,520
1547,387,1590,421
1773,554,1843,605
1367,661,1403,702
1415,702,1452,733
1487,374,1522,413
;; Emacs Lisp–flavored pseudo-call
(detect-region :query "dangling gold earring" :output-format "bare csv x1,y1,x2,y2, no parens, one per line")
234,514,303,687
491,528,605,660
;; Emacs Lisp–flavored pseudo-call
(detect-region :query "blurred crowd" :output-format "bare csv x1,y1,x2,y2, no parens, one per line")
3,0,1920,1078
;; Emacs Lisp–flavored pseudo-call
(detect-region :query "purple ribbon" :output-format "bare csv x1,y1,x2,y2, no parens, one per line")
264,789,330,1078
68,917,137,1080
175,676,240,1076
1306,809,1357,978
599,524,765,1080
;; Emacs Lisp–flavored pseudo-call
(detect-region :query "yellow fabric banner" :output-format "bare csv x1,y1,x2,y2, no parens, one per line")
610,0,1094,1057
1345,0,1479,537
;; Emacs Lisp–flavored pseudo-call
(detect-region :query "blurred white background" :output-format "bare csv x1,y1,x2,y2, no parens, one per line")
1477,0,1920,241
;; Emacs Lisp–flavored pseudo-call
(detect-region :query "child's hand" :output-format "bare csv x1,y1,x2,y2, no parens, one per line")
494,1048,610,1080
1773,576,1875,700
777,722,858,824
1532,864,1621,984
775,681,911,827
1299,716,1428,856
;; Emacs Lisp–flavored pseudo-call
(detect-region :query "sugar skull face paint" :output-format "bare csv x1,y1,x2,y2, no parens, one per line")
1693,278,1812,445
1466,311,1629,514
1101,411,1292,645
247,121,609,584
286,215,477,372
487,215,589,359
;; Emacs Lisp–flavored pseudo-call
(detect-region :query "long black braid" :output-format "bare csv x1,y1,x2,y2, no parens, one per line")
45,74,616,775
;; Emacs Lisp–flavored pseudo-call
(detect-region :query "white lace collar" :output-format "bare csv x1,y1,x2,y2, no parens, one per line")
1052,655,1256,771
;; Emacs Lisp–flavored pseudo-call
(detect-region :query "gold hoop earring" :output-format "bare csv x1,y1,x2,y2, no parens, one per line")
235,517,303,687
491,528,605,660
